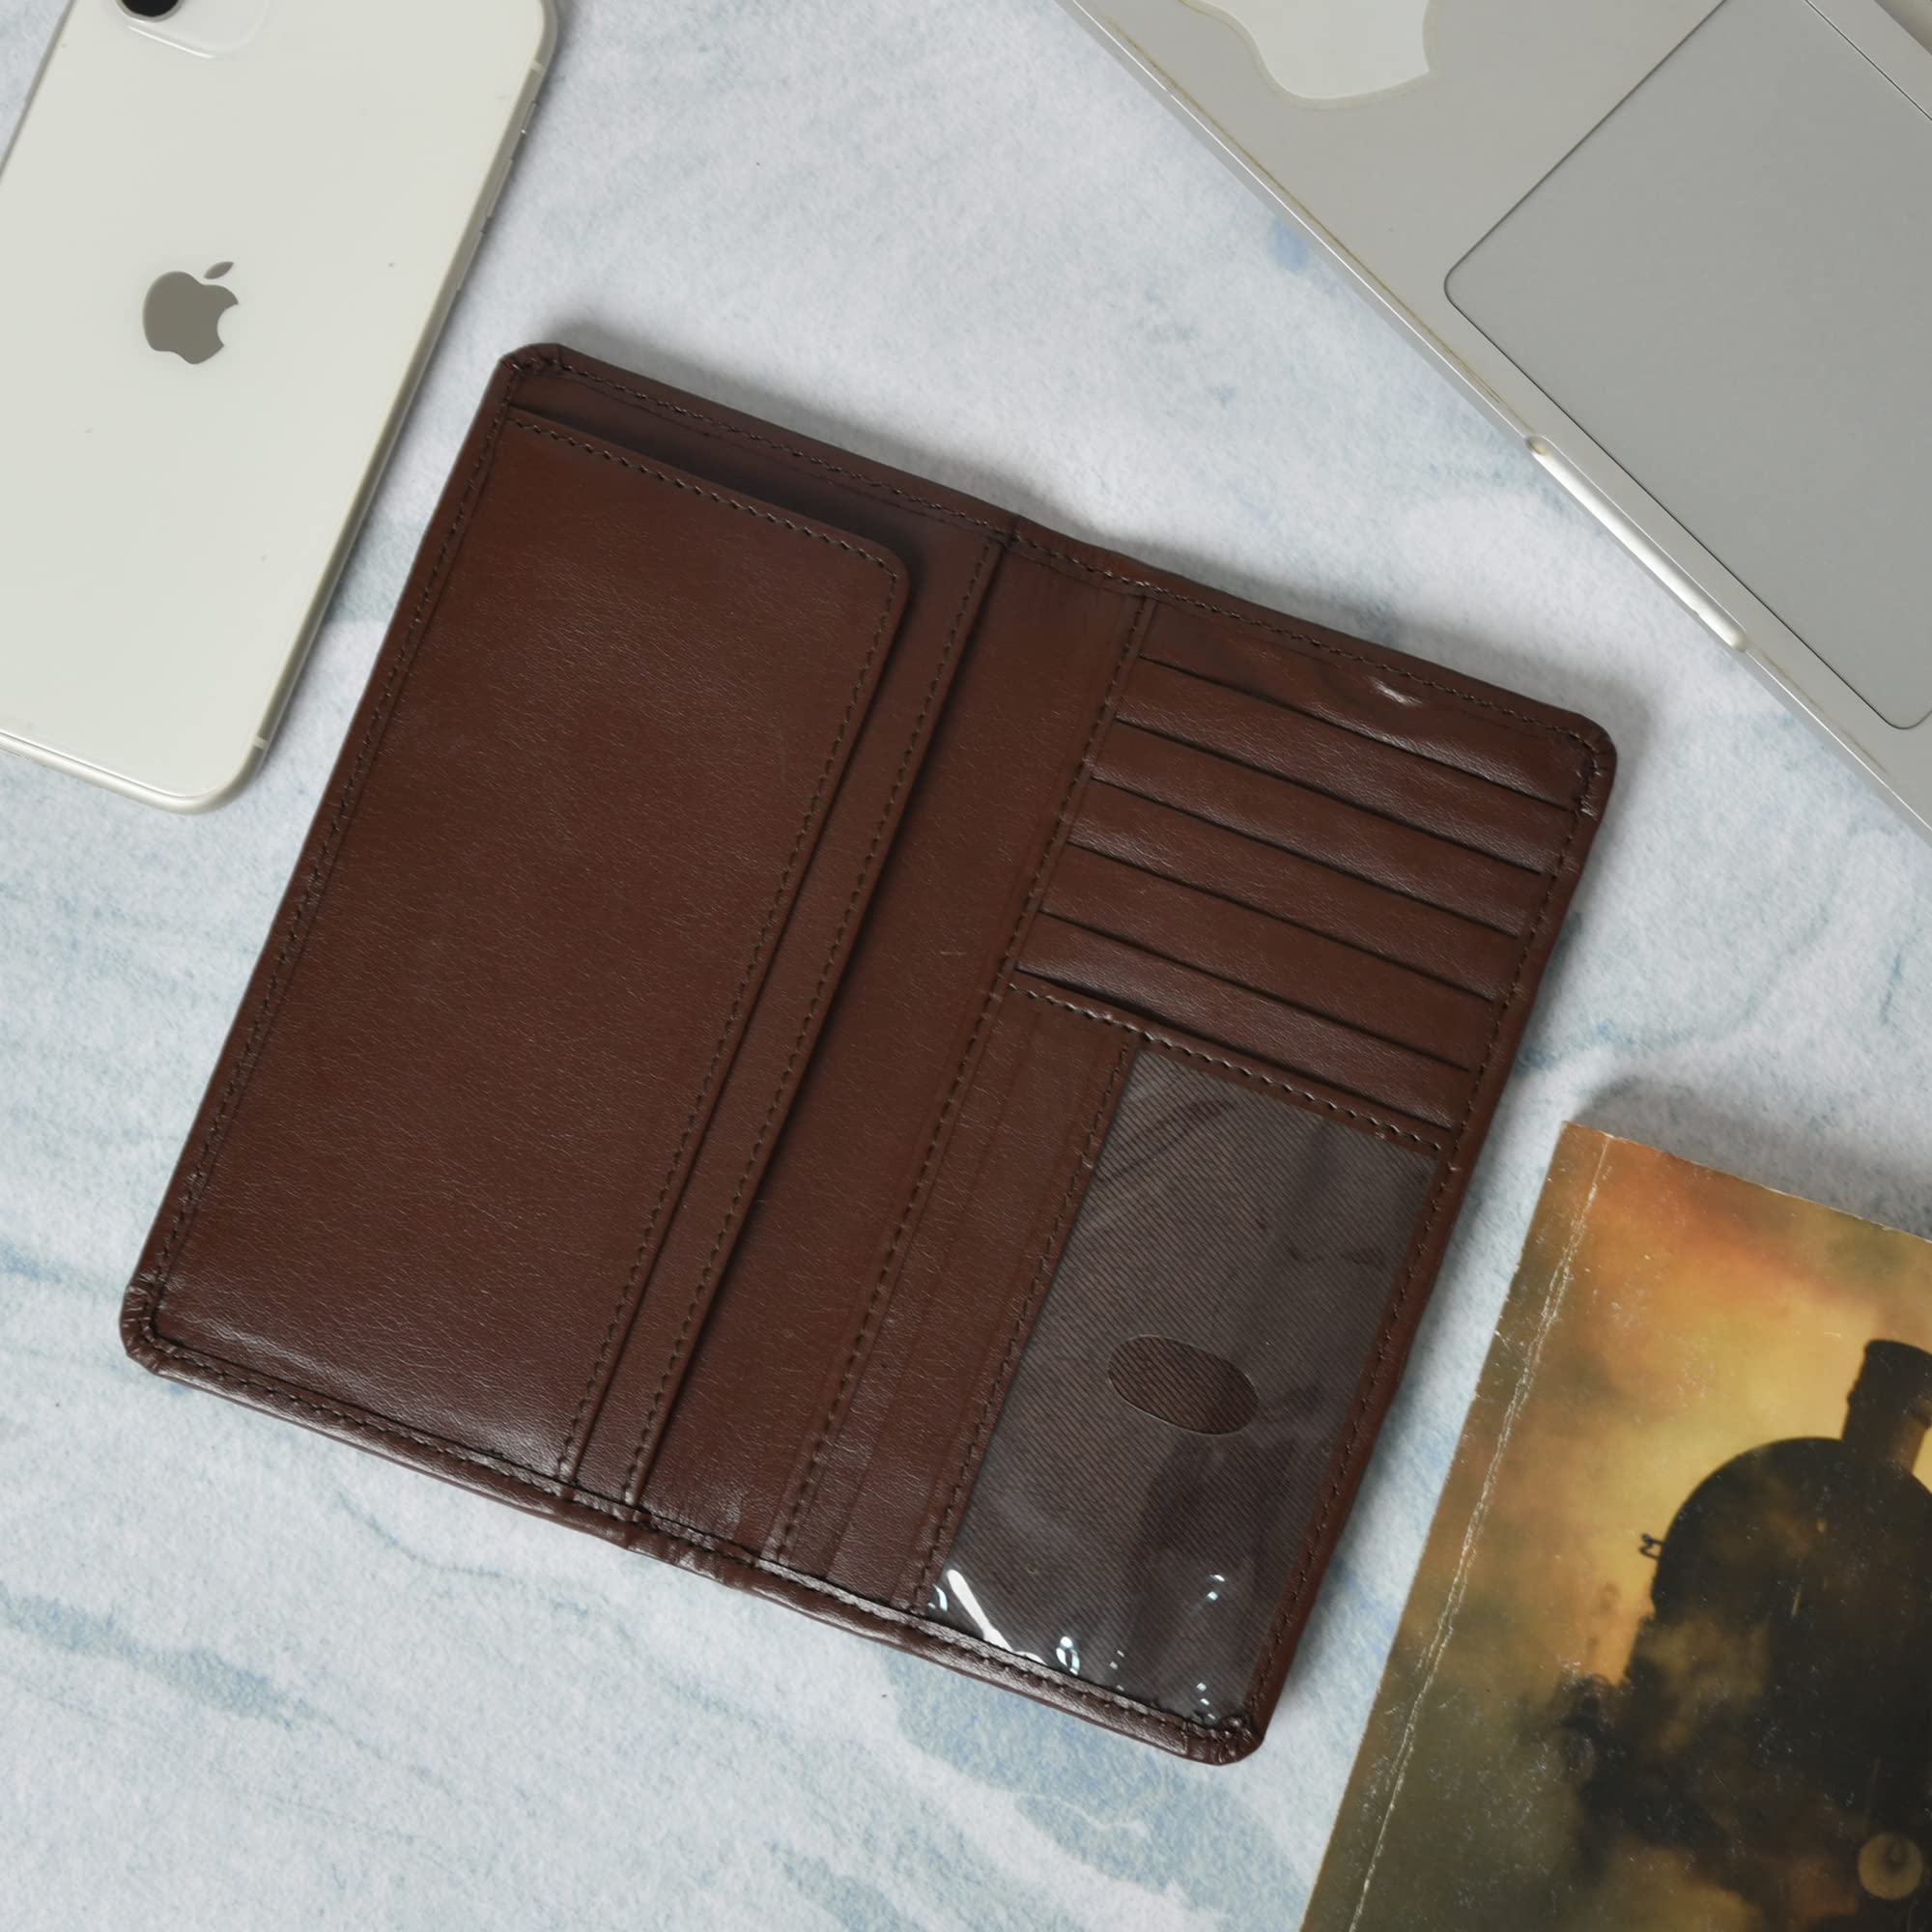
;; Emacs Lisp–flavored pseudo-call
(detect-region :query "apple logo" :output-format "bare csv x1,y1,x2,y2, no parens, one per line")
1181,0,1436,106
143,262,239,365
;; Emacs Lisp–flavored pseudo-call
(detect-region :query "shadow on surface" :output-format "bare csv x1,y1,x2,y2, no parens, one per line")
544,314,1652,772
1582,1081,1932,1242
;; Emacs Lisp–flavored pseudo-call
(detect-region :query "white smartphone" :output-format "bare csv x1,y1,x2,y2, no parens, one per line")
0,0,555,810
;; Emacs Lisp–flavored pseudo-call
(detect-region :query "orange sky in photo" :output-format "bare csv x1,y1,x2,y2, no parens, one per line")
1432,1130,1932,1696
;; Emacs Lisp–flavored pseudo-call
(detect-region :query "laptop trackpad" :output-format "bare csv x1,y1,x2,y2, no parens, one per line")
1448,0,1932,728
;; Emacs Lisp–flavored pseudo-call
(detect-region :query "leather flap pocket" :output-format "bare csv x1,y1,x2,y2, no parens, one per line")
138,409,916,1487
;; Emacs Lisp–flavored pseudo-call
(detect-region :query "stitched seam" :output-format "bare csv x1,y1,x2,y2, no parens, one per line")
1009,534,1601,761
1059,833,1515,1003
770,595,1155,1565
1009,987,1445,1153
906,1044,1133,1607
529,352,1602,782
1031,909,1477,1076
130,1309,1229,1746
528,352,1010,538
139,372,528,1326
1235,739,1604,1726
508,418,900,574
1113,718,1552,882
1089,770,1529,945
612,538,1002,1504
544,420,902,1480
1141,648,1574,811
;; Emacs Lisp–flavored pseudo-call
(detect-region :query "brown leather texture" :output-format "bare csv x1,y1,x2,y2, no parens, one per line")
122,344,1615,1764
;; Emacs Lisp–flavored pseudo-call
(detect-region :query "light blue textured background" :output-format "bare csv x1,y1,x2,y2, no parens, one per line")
4,3,1930,1927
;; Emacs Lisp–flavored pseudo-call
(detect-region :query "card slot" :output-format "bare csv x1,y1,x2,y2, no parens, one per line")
1138,600,1593,807
1095,725,1547,934
1118,662,1576,874
1035,908,1472,1079
1069,783,1521,999
1017,915,1470,1129
1004,971,1448,1150
1041,845,1493,1068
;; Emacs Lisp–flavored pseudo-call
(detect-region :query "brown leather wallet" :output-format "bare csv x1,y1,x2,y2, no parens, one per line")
123,345,1614,1762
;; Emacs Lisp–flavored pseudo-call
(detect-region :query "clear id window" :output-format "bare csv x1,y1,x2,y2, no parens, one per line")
927,1047,1437,1721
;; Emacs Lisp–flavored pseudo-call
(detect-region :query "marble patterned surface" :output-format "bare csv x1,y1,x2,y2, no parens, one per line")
4,2,1930,1927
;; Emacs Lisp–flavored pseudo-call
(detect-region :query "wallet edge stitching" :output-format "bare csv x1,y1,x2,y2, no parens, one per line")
119,1297,1247,1756
135,364,532,1328
124,346,1614,1764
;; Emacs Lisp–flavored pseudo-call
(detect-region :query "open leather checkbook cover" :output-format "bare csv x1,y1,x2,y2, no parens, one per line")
123,346,1612,1763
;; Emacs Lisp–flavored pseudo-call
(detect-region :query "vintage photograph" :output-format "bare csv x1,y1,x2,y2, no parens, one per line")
1305,1126,1932,1932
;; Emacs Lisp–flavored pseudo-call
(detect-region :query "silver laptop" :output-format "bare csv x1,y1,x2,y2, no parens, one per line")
1060,0,1932,838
